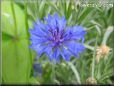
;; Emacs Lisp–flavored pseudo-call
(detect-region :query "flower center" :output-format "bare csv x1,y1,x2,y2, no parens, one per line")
49,28,64,46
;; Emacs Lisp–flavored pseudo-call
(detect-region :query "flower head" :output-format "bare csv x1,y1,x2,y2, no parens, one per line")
86,77,97,84
96,44,112,63
29,13,86,62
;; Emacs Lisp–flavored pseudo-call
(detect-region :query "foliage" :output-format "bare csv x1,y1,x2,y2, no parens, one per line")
1,0,114,84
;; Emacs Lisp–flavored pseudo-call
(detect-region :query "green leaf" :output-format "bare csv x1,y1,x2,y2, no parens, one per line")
1,1,27,38
2,1,31,83
68,62,81,84
2,32,13,41
29,77,40,84
102,26,114,45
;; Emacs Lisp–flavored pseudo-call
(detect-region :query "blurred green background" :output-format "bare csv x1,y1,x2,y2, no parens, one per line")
1,0,114,84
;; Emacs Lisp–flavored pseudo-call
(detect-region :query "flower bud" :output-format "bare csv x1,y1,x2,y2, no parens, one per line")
96,44,112,63
86,77,97,84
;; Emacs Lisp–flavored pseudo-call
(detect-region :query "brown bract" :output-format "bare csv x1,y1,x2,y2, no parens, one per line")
86,77,97,84
96,44,112,63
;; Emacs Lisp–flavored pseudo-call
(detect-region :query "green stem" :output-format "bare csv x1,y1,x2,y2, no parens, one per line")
102,26,114,45
91,55,95,78
51,61,56,84
96,61,101,79
99,72,113,81
91,35,98,78
75,6,82,25
68,62,81,84
84,43,94,51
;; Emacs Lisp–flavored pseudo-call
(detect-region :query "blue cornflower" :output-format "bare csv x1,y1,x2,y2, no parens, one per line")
29,13,86,62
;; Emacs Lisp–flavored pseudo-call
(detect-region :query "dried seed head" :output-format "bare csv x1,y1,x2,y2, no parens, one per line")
96,44,112,63
86,77,97,84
